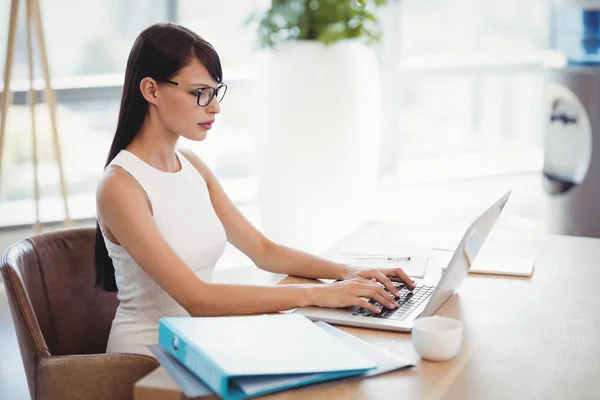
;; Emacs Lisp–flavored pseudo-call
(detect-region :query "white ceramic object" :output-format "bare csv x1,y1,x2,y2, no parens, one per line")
543,82,592,186
252,39,382,253
411,316,463,362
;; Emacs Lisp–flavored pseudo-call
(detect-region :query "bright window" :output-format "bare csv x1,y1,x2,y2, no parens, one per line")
0,0,552,226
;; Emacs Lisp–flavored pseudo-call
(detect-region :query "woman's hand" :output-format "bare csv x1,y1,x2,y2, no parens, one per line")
341,265,416,296
309,278,399,314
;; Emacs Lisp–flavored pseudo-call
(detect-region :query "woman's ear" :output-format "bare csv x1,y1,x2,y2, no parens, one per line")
140,77,159,105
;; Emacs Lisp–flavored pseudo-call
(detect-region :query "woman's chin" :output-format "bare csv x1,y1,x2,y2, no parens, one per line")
181,129,208,141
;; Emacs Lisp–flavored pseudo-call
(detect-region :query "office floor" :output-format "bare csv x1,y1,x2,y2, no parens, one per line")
0,172,556,399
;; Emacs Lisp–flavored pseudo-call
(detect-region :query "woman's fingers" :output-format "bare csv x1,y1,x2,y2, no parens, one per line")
381,268,415,290
354,282,396,309
371,269,400,296
392,268,415,289
355,268,399,296
366,289,397,309
355,298,381,314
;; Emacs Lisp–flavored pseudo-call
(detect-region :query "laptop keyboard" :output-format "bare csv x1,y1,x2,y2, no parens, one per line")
351,282,436,321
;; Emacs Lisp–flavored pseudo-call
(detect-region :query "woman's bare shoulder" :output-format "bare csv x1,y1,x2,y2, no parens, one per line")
97,165,138,195
96,165,152,214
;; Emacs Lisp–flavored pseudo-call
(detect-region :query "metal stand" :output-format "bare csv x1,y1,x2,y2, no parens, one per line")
0,0,71,233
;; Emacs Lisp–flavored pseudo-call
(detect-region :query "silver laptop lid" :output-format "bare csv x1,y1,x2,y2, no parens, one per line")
420,191,512,317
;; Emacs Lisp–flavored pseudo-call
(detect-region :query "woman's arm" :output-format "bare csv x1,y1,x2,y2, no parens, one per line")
97,167,309,315
97,166,396,316
178,148,348,279
255,242,349,279
178,148,413,292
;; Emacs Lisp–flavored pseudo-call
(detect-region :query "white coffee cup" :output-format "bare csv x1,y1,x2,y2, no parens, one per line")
411,316,463,362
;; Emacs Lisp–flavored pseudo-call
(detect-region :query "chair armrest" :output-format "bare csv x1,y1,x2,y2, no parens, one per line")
36,353,159,400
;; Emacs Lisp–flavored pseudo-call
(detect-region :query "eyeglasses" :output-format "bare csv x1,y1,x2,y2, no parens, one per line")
162,80,227,107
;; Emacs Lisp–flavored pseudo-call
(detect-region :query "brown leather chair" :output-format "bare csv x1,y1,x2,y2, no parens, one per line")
0,227,158,400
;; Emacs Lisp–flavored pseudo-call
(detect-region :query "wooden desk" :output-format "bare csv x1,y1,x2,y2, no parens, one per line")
136,231,600,399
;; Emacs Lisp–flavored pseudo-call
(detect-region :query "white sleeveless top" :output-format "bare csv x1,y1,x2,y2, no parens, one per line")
99,149,227,357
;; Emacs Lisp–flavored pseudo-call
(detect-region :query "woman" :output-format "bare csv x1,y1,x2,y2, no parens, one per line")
95,23,414,357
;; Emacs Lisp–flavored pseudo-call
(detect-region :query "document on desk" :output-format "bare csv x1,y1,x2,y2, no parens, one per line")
322,221,433,278
315,321,413,377
159,314,376,400
234,321,413,396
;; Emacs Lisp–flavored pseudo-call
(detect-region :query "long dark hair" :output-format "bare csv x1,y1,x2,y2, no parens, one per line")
95,23,223,291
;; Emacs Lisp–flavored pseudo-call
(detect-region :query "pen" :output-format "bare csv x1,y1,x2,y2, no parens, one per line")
351,255,411,261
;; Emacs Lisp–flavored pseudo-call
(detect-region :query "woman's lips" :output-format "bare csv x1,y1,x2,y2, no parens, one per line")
199,121,214,130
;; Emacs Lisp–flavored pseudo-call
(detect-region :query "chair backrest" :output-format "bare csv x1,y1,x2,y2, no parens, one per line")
1,227,119,363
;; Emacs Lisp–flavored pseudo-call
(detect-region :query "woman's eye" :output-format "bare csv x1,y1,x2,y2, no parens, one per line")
189,91,198,96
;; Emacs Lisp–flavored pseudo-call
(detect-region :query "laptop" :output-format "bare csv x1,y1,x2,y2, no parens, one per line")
293,191,512,332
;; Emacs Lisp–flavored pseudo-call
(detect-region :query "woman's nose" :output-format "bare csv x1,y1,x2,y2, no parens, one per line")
206,95,220,114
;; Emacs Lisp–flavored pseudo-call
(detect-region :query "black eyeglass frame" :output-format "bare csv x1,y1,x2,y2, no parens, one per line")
160,79,227,107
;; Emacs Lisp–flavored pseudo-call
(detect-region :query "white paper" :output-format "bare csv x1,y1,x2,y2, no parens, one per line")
231,321,413,396
314,321,413,377
321,221,433,278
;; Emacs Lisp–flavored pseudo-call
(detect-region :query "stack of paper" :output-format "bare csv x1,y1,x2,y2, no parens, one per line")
155,314,412,399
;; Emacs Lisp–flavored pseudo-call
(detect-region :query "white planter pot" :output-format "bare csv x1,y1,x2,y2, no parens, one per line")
252,39,382,253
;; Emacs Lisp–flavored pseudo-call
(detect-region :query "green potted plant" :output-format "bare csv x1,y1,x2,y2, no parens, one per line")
251,0,393,252
250,0,391,49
